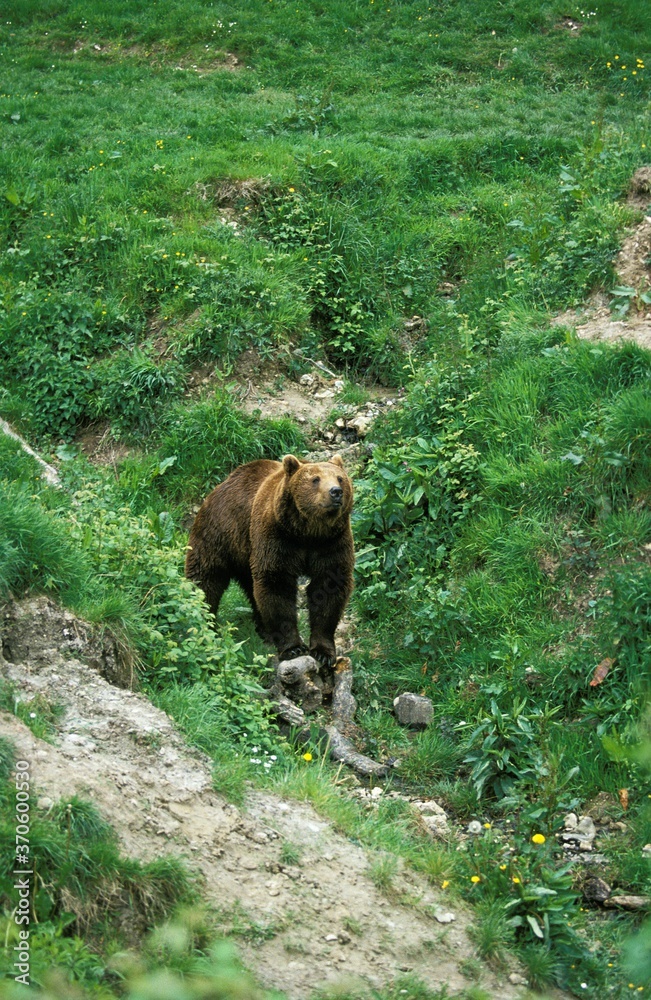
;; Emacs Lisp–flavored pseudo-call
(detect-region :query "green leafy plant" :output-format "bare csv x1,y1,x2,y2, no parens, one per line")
461,699,542,800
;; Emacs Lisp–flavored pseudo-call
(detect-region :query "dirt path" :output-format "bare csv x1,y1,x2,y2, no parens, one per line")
0,597,525,998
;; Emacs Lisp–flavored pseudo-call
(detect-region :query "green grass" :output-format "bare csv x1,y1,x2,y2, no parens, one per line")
1,0,651,995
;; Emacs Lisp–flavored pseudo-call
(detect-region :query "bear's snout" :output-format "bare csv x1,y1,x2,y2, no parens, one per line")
329,486,344,503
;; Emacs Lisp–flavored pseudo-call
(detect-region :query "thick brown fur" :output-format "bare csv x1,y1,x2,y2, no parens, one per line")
185,455,354,666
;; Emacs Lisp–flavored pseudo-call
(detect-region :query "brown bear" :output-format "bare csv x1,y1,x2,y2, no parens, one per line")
185,454,354,666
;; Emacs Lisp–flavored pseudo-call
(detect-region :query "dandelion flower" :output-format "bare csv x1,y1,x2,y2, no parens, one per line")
513,877,521,884
288,186,295,192
441,880,449,888
531,833,545,844
483,822,491,829
302,752,313,762
470,875,481,883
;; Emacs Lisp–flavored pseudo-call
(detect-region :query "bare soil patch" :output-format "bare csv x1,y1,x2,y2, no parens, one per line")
556,16,583,33
77,423,133,468
68,40,243,74
553,169,651,347
0,597,525,998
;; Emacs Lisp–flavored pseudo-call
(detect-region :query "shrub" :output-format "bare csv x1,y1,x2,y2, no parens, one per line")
90,349,186,438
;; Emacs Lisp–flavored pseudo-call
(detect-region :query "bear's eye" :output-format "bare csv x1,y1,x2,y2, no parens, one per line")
312,476,320,485
337,476,343,484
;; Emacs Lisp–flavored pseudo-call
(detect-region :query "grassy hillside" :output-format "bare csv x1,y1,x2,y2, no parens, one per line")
1,0,651,996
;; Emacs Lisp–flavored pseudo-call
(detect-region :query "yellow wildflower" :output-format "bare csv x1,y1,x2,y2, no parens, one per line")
470,875,481,884
531,833,545,845
302,752,313,762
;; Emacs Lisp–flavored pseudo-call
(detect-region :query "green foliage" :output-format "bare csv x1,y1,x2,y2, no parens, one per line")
0,482,87,601
156,392,305,501
90,349,186,438
0,284,133,438
1,1,651,995
462,699,559,801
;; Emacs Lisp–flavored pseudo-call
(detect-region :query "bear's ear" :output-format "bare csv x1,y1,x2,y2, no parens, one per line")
282,455,301,477
330,454,344,469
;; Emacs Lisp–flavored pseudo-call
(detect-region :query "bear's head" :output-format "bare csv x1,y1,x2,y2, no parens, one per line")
281,454,353,530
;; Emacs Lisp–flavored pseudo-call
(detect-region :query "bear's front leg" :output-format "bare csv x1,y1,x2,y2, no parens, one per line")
307,558,353,668
253,573,306,661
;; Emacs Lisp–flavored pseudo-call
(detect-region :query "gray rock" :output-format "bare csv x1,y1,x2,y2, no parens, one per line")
560,814,597,845
348,413,373,438
583,876,611,904
433,909,455,923
393,692,433,727
577,815,597,839
415,800,449,837
509,973,527,986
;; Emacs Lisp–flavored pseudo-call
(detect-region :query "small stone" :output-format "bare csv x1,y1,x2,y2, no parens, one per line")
371,786,383,799
337,931,351,944
642,844,651,855
467,820,483,835
348,413,372,437
422,814,448,836
268,889,280,896
579,840,593,851
393,692,433,727
418,800,447,818
576,815,597,840
300,374,316,387
612,821,627,831
583,877,611,904
433,909,456,924
508,973,527,986
564,812,578,831
325,933,338,942
37,796,53,810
